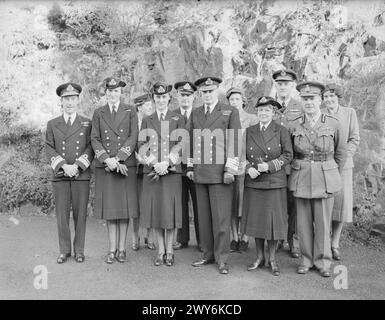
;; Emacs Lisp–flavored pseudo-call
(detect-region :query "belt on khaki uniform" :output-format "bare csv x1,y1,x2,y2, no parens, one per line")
295,153,334,161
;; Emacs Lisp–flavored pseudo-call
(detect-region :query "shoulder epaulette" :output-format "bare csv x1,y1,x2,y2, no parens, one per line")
323,113,338,121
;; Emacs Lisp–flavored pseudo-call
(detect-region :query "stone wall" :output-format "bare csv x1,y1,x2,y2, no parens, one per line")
0,1,384,232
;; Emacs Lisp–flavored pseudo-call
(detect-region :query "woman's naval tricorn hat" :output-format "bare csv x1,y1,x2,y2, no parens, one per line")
105,77,126,90
151,82,172,95
255,96,282,109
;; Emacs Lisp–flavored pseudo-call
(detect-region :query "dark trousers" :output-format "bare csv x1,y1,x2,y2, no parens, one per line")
195,183,233,264
287,189,299,249
177,176,200,245
52,180,90,254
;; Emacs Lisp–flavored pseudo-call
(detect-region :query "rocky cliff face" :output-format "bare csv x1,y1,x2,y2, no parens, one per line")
1,0,384,233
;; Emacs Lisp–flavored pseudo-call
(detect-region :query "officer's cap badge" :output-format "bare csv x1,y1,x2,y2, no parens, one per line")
304,85,311,92
66,84,74,92
109,79,117,86
158,85,165,93
281,70,286,76
260,97,268,103
205,78,213,85
183,83,192,90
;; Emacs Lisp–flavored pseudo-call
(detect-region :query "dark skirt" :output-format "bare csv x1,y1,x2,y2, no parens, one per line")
241,187,288,240
140,173,182,229
94,167,139,220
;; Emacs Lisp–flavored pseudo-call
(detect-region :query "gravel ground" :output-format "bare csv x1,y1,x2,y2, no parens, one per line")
1,214,384,300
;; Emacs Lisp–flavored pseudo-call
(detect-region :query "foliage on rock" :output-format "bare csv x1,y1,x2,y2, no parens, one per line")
1,1,385,244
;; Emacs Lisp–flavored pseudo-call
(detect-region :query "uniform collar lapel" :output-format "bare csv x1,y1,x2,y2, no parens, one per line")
262,121,279,144
196,106,206,127
56,115,68,136
65,115,82,140
101,104,119,135
249,124,268,154
113,103,128,129
204,102,222,127
149,112,161,136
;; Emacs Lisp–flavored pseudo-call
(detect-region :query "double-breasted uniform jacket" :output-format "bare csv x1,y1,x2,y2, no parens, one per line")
187,102,242,183
91,102,138,167
46,114,94,181
288,113,347,199
137,110,185,173
244,121,293,189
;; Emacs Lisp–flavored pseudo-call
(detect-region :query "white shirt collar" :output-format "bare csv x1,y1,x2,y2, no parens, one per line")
180,106,192,119
156,109,168,121
205,99,218,113
108,101,120,113
276,96,291,107
260,120,272,131
63,112,76,125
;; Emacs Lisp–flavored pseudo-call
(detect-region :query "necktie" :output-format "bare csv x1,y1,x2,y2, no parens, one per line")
67,115,72,128
160,113,165,121
183,110,188,124
282,101,286,109
205,105,210,118
112,106,117,121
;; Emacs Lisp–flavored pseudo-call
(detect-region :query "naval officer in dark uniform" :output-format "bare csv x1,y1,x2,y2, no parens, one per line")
172,81,200,251
188,76,241,274
91,77,139,264
288,81,346,277
45,82,94,264
272,69,302,258
241,96,293,276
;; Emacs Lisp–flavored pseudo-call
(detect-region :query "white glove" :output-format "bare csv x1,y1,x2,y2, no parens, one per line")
247,167,260,179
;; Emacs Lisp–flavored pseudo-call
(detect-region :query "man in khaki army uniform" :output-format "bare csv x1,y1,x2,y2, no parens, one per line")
45,83,94,264
272,69,303,258
288,81,346,277
187,76,241,274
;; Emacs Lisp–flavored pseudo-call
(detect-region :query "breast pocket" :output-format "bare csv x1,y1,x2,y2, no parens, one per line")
292,130,306,153
314,129,334,152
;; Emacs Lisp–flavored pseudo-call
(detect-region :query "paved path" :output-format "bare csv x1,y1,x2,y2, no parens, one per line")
1,214,384,300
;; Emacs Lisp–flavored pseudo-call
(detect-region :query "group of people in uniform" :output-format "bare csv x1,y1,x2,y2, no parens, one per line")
45,68,359,278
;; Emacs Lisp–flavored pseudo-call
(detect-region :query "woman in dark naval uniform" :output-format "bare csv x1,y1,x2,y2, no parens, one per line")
91,77,139,264
137,82,184,267
241,96,293,276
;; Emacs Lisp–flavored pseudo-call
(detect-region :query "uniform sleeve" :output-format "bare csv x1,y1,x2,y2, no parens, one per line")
347,108,360,158
75,120,94,171
267,126,293,173
91,110,109,164
225,107,242,175
45,120,66,174
116,108,138,162
333,122,347,173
